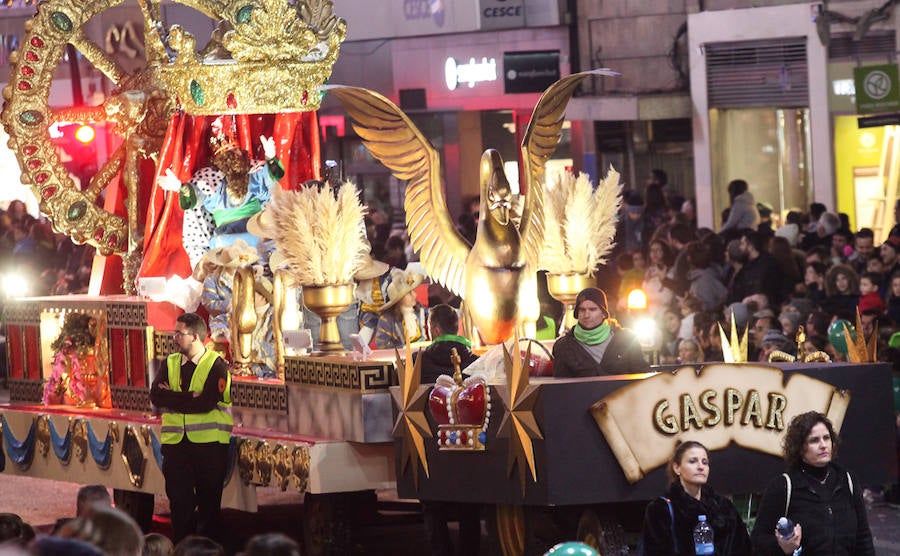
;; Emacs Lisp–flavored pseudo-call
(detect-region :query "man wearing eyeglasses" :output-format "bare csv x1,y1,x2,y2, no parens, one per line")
150,312,231,543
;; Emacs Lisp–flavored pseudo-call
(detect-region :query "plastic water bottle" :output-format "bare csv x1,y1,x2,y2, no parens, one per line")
693,515,715,555
776,517,802,555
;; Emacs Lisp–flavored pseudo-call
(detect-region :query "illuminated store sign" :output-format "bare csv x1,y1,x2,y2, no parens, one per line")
444,56,498,91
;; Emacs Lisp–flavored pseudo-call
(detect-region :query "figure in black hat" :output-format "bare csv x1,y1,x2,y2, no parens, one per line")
551,287,647,377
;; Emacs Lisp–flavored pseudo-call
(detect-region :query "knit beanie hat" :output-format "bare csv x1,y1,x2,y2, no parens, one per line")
858,292,885,314
725,302,750,331
574,287,609,318
762,329,791,349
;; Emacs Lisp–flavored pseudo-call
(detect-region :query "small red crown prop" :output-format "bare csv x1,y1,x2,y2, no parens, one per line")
428,371,491,451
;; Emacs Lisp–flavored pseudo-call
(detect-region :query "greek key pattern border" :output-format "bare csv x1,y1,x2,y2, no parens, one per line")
231,382,288,413
110,386,151,412
9,379,43,403
2,303,41,324
105,303,148,329
284,357,395,392
152,332,176,360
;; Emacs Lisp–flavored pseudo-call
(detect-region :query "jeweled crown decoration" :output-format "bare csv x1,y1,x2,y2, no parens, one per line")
427,349,491,451
157,0,346,115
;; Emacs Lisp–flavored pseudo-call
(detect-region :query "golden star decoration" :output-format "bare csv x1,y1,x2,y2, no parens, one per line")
844,310,877,363
719,308,749,363
391,342,431,488
496,339,543,496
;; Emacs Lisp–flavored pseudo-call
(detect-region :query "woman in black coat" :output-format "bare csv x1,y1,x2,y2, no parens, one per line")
750,411,874,555
641,441,752,555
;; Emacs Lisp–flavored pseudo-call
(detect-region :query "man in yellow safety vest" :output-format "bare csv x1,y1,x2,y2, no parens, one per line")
150,312,231,543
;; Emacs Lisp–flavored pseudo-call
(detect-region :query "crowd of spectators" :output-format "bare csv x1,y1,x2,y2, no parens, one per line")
0,199,94,298
0,484,301,555
603,172,900,368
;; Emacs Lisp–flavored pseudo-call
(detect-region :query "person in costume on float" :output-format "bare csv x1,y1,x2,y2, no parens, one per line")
641,440,752,555
198,240,258,345
158,122,284,269
551,287,647,377
197,240,276,377
373,268,426,349
149,313,231,544
353,253,391,345
750,411,874,555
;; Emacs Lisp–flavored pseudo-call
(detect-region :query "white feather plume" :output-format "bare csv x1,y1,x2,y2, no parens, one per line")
538,167,622,275
269,182,369,285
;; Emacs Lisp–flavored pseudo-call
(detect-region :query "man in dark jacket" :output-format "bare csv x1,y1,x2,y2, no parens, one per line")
728,230,781,305
417,304,478,385
552,287,647,377
415,304,481,556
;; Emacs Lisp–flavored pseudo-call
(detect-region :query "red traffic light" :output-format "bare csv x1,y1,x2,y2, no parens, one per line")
74,124,96,144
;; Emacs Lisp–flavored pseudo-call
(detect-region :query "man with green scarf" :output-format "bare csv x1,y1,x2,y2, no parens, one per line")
552,287,647,377
414,303,482,556
417,304,479,385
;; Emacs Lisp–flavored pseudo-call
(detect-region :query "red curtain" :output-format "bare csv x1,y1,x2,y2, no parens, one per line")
138,111,322,280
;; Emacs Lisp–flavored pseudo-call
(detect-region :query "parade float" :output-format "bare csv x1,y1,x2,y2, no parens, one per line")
0,1,895,556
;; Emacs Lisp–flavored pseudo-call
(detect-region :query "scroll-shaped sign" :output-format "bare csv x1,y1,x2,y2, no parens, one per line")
590,364,850,484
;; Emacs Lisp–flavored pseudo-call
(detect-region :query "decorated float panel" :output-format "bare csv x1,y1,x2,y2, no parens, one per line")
392,360,895,508
0,294,396,509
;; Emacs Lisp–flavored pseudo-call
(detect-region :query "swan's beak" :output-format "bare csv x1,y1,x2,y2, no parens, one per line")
491,202,510,225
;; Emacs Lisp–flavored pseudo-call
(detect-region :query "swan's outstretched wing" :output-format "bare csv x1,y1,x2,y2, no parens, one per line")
323,85,469,296
519,69,619,268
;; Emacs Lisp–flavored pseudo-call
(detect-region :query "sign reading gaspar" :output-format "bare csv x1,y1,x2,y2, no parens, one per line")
854,64,900,114
590,364,850,484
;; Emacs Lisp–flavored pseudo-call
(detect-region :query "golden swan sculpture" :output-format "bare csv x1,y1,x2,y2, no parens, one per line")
323,69,616,344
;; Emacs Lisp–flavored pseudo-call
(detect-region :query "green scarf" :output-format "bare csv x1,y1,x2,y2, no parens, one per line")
574,322,611,345
431,334,473,348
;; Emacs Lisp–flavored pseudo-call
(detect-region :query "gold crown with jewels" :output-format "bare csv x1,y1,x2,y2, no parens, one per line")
156,0,346,116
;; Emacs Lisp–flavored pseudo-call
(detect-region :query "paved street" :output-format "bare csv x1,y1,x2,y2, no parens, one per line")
1,385,898,554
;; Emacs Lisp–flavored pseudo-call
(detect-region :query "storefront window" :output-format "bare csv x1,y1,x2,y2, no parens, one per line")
709,108,812,227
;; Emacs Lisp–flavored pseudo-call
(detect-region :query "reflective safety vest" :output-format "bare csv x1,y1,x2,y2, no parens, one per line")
160,350,232,445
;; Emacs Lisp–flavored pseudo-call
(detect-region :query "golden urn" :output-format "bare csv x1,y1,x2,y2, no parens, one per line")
302,283,355,353
546,272,594,333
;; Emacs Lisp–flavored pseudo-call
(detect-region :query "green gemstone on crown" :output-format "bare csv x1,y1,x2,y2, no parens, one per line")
190,79,204,106
18,110,43,125
66,200,87,221
50,12,73,33
236,5,253,24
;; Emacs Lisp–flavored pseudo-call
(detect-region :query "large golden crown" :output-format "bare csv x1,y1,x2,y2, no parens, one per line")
157,0,346,115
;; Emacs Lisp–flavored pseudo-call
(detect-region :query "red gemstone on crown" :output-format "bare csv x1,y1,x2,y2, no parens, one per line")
30,36,44,48
93,227,104,241
34,172,48,183
26,51,38,62
18,81,31,91
41,186,57,199
27,159,41,170
21,66,34,76
23,145,38,156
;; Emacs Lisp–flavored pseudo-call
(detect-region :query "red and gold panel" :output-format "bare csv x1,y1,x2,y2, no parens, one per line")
108,328,127,386
6,324,24,379
127,329,148,388
23,325,41,381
